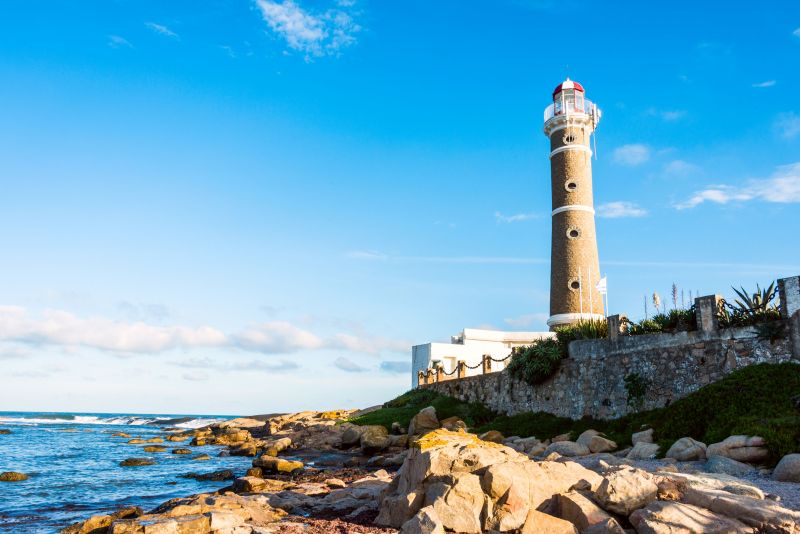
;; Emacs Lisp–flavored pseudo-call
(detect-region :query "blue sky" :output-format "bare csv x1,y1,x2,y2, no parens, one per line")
0,0,798,414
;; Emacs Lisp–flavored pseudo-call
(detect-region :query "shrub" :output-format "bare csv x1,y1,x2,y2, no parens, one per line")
718,282,781,328
555,319,608,349
507,338,563,385
625,308,696,336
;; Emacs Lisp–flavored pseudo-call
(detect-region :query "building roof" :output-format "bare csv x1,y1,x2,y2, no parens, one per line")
458,328,553,343
553,78,584,98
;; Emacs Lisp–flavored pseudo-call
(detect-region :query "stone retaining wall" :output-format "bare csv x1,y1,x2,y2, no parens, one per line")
423,323,798,420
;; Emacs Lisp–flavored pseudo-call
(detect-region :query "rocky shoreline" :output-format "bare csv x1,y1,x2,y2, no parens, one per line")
56,407,800,533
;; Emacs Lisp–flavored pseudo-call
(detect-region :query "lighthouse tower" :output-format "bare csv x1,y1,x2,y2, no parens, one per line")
543,79,604,329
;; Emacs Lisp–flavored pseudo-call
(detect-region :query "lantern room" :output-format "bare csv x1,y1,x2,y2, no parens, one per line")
553,78,585,115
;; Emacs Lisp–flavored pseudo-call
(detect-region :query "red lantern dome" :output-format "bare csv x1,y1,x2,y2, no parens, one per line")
552,78,584,99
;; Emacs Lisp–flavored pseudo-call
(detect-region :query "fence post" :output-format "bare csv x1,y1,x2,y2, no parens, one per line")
417,370,425,387
778,276,800,320
436,365,444,383
695,295,722,333
425,369,433,385
457,360,466,379
607,314,626,341
482,354,492,374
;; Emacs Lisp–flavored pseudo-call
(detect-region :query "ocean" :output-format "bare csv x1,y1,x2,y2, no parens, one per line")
0,411,257,532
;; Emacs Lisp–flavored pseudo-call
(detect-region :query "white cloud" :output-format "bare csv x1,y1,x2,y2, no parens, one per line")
752,80,776,88
255,0,361,58
676,162,800,209
108,35,132,48
379,360,410,374
774,112,800,140
145,22,179,39
503,313,548,328
793,28,800,38
494,211,540,223
333,356,367,372
613,144,650,166
182,371,209,381
596,201,647,218
231,321,324,353
664,160,700,175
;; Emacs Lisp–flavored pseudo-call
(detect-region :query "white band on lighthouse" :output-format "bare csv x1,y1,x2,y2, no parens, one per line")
546,312,605,327
549,145,592,159
551,205,595,216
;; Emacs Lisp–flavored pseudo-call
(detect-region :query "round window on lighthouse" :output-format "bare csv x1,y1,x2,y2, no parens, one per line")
563,133,577,144
568,279,581,291
566,227,581,239
565,181,578,192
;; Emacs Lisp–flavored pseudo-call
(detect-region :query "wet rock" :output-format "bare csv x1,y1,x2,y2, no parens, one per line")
166,434,190,442
706,435,768,464
408,406,439,437
110,431,129,438
190,436,214,446
594,466,658,515
183,469,234,481
630,500,752,534
119,458,154,467
61,506,142,533
142,445,166,453
230,442,258,456
143,437,163,444
192,454,211,461
171,448,192,455
626,441,660,460
126,439,146,444
665,437,707,461
0,429,11,434
772,453,800,482
0,471,28,482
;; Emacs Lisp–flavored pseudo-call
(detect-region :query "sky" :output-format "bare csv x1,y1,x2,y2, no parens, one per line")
0,0,799,415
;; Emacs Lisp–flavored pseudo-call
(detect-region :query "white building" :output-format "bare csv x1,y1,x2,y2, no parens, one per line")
411,328,554,388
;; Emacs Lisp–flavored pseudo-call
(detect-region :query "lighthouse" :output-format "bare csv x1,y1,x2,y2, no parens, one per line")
543,79,604,329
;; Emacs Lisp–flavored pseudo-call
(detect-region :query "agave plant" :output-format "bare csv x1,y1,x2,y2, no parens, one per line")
719,281,781,327
731,282,777,313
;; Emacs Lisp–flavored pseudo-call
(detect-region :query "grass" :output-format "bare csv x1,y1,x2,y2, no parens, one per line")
352,363,800,464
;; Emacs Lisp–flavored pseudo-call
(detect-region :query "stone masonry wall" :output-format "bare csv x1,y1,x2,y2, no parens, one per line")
424,324,798,420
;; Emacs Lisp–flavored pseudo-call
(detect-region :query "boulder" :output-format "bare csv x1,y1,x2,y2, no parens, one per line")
126,439,146,444
230,442,258,456
324,478,346,488
61,507,141,533
408,407,439,436
630,500,753,534
120,458,154,467
555,491,619,532
190,436,213,446
214,428,251,445
389,434,409,448
626,441,660,460
400,505,444,534
661,471,764,501
772,453,800,482
704,455,756,477
576,429,601,448
263,437,292,456
544,441,590,457
110,513,211,533
192,454,211,461
172,448,192,455
142,445,166,453
681,485,800,532
232,476,269,493
594,466,658,515
665,437,707,461
479,430,505,443
339,425,363,448
706,435,768,463
552,432,571,442
588,435,617,453
391,422,407,435
110,431,128,438
521,509,578,534
632,428,654,444
166,434,189,442
252,455,303,474
143,437,163,443
360,425,391,453
0,471,28,482
425,473,484,533
183,469,234,481
439,417,466,432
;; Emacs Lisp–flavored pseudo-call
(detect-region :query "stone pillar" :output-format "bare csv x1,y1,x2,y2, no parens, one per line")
457,360,466,379
417,370,425,387
482,354,492,374
435,365,444,383
790,310,800,360
607,314,627,341
425,369,434,385
695,295,721,333
778,276,800,320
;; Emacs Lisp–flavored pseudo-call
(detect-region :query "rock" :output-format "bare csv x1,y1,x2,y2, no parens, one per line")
408,406,440,436
439,417,466,432
478,430,505,443
192,454,211,461
110,513,211,533
626,441,660,460
632,428,654,444
400,505,445,534
594,466,658,515
772,453,800,482
521,509,578,534
391,421,407,435
0,471,28,482
576,429,600,448
172,448,192,455
389,434,409,448
111,431,129,437
360,425,391,453
552,432,571,442
190,436,213,446
263,437,292,457
681,485,800,532
183,469,234,481
126,438,146,444
665,437,707,461
120,458,154,467
230,442,258,456
325,478,347,488
706,435,769,463
630,500,752,534
166,434,189,442
252,455,303,474
425,473,484,533
143,437,163,443
588,435,617,453
339,425,363,448
232,476,268,493
555,491,618,532
704,455,756,476
142,445,166,453
61,506,142,533
214,428,251,445
544,440,590,457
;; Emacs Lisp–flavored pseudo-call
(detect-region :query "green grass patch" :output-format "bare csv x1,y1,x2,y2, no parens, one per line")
354,363,800,464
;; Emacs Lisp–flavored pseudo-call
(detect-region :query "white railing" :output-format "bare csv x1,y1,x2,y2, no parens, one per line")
544,99,599,123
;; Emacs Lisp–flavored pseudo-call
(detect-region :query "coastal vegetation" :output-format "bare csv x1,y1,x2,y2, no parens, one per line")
351,362,800,463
